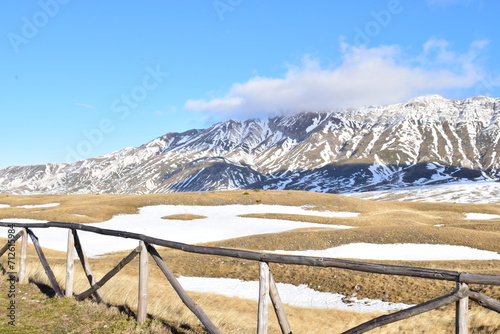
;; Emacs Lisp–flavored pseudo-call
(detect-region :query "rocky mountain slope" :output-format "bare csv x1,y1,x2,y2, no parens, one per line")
0,95,499,194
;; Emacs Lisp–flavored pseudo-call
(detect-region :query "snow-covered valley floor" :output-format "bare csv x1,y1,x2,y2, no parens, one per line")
1,202,499,312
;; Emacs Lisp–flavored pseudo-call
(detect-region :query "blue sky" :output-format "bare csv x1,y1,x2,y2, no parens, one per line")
1,0,499,169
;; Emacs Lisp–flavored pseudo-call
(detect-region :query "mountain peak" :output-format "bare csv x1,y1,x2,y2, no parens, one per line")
0,96,498,194
405,94,449,104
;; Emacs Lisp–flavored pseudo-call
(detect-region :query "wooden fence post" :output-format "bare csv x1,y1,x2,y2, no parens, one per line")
269,271,292,334
146,243,222,334
456,282,469,334
18,228,28,284
65,229,75,297
137,241,149,323
258,261,270,334
72,229,105,303
27,229,64,297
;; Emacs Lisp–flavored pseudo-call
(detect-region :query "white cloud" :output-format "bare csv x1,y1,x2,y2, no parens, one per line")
184,39,489,118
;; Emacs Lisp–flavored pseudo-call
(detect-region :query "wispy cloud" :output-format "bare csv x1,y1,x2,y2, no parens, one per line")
185,39,489,118
154,110,165,116
74,103,96,109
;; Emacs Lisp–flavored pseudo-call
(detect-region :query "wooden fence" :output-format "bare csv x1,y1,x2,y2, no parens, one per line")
1,220,499,333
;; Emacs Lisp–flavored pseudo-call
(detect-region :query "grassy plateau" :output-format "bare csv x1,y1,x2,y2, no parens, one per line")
0,190,499,333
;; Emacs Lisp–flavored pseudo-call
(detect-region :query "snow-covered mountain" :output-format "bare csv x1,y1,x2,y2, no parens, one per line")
1,95,499,195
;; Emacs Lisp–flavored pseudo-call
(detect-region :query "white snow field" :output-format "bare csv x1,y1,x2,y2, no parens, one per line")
0,204,357,257
265,243,500,261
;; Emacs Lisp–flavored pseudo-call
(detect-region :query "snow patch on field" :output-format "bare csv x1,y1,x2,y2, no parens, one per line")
266,243,500,261
0,203,60,209
16,203,60,209
0,204,357,257
464,213,500,220
177,276,413,312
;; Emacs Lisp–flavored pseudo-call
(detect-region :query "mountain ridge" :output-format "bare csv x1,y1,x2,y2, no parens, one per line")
1,95,499,194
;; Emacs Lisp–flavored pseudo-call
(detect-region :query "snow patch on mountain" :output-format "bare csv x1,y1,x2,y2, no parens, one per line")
0,96,499,195
347,181,500,203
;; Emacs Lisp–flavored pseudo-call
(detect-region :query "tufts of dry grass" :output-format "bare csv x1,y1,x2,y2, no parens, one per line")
6,258,500,333
1,235,498,333
0,190,499,332
1,190,499,225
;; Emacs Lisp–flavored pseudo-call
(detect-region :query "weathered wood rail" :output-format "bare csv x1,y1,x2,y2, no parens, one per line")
0,221,499,333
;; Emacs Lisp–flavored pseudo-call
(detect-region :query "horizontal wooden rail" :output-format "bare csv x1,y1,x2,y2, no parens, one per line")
1,221,499,286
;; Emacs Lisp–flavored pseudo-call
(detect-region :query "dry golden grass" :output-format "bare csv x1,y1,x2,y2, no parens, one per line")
3,249,499,333
0,279,178,333
1,190,498,228
0,190,499,332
